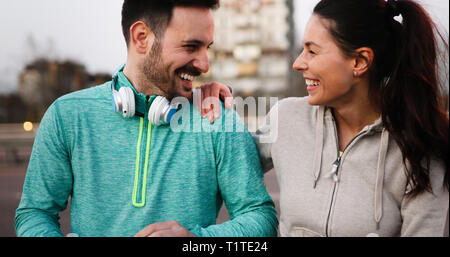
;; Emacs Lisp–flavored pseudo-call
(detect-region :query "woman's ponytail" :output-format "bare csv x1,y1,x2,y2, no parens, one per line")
381,0,448,197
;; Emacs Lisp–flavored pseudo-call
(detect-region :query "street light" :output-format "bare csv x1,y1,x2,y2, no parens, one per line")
23,122,33,132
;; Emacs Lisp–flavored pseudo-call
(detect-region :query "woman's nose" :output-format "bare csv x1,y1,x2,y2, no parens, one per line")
292,51,307,71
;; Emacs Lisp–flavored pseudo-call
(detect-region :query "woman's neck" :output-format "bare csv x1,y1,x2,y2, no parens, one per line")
332,103,380,134
330,83,381,151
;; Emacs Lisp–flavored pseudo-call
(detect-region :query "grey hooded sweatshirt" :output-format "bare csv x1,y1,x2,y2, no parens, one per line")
255,97,449,237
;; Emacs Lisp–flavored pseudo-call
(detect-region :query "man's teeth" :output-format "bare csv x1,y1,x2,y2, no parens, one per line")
179,73,196,82
305,79,320,87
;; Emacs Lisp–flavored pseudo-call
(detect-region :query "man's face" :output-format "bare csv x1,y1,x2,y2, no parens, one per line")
142,6,214,100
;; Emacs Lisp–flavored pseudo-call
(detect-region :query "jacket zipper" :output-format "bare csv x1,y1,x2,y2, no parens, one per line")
132,96,152,208
324,115,366,236
324,120,340,237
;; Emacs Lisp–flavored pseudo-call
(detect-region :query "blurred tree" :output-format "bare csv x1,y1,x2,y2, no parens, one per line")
0,58,111,123
0,94,28,123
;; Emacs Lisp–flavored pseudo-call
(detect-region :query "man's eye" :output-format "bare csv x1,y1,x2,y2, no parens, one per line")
309,50,316,55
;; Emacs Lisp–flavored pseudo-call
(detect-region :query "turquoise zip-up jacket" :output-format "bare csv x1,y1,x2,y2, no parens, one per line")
15,72,278,237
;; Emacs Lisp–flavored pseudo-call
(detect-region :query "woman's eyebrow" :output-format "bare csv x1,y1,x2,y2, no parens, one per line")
305,41,322,48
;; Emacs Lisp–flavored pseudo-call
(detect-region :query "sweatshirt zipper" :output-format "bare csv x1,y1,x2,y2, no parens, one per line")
132,96,152,208
324,121,340,237
324,116,366,236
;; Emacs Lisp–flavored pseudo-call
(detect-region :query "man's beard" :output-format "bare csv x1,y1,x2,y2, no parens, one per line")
141,39,202,100
141,40,176,98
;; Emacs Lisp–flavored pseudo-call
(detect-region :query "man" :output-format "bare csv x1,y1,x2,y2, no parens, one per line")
15,0,278,237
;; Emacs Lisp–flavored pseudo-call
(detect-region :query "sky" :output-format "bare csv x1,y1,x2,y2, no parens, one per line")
0,0,448,94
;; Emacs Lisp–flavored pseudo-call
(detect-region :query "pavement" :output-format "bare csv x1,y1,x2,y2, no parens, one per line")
0,164,280,237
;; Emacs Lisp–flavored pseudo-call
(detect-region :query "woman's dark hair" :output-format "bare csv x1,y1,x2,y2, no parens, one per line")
314,0,449,197
122,0,220,47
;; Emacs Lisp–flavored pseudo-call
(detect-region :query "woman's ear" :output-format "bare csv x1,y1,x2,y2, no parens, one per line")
129,21,155,55
353,47,374,77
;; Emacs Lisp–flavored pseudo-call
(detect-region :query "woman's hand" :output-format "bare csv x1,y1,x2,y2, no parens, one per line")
193,82,234,123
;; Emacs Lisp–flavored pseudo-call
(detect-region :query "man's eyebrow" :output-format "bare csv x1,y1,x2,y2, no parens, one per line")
305,41,322,48
182,40,214,47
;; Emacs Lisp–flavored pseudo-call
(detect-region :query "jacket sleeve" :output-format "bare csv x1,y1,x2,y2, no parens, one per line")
15,102,73,237
253,103,279,173
400,160,449,237
190,108,278,237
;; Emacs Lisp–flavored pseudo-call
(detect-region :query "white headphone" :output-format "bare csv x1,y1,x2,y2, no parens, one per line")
111,65,179,126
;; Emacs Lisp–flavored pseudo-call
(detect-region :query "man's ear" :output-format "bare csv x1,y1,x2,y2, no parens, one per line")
352,47,374,77
129,21,155,55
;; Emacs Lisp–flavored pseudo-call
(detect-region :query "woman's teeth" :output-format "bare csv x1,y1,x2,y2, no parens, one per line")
305,79,320,87
179,73,196,82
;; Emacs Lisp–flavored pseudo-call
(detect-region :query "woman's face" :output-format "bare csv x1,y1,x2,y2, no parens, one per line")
293,14,356,107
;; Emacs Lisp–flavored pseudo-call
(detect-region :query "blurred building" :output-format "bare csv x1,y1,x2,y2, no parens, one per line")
196,0,304,97
18,59,87,119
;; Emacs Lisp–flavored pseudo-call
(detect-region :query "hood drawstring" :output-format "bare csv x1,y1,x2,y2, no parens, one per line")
313,106,325,189
374,128,389,229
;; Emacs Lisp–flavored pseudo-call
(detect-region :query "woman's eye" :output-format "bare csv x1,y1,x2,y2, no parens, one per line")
309,50,316,55
184,45,198,51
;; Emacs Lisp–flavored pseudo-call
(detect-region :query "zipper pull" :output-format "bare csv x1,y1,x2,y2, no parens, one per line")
328,157,341,183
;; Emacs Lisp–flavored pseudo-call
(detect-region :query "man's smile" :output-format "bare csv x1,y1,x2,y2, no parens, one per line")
175,65,201,90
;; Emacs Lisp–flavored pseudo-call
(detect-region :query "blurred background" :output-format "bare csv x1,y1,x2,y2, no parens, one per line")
0,0,448,237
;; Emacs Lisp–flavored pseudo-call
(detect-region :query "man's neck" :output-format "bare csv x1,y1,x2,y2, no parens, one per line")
123,64,167,97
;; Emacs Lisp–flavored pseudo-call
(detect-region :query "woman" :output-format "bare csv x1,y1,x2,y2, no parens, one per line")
197,0,449,237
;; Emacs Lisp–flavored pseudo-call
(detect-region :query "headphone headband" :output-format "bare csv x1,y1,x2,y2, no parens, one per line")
110,64,177,125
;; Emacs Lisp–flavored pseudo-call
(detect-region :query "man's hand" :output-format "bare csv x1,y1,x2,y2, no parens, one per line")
134,220,196,237
193,82,233,123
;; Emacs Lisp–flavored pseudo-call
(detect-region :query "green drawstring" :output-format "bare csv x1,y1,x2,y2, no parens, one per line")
132,117,152,207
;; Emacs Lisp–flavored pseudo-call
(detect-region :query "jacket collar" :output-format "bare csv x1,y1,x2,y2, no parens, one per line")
324,106,384,134
117,71,151,116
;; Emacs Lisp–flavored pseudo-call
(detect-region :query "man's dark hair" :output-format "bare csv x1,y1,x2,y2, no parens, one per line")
122,0,220,47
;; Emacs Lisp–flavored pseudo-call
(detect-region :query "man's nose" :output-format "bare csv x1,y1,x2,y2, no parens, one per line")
193,50,210,74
